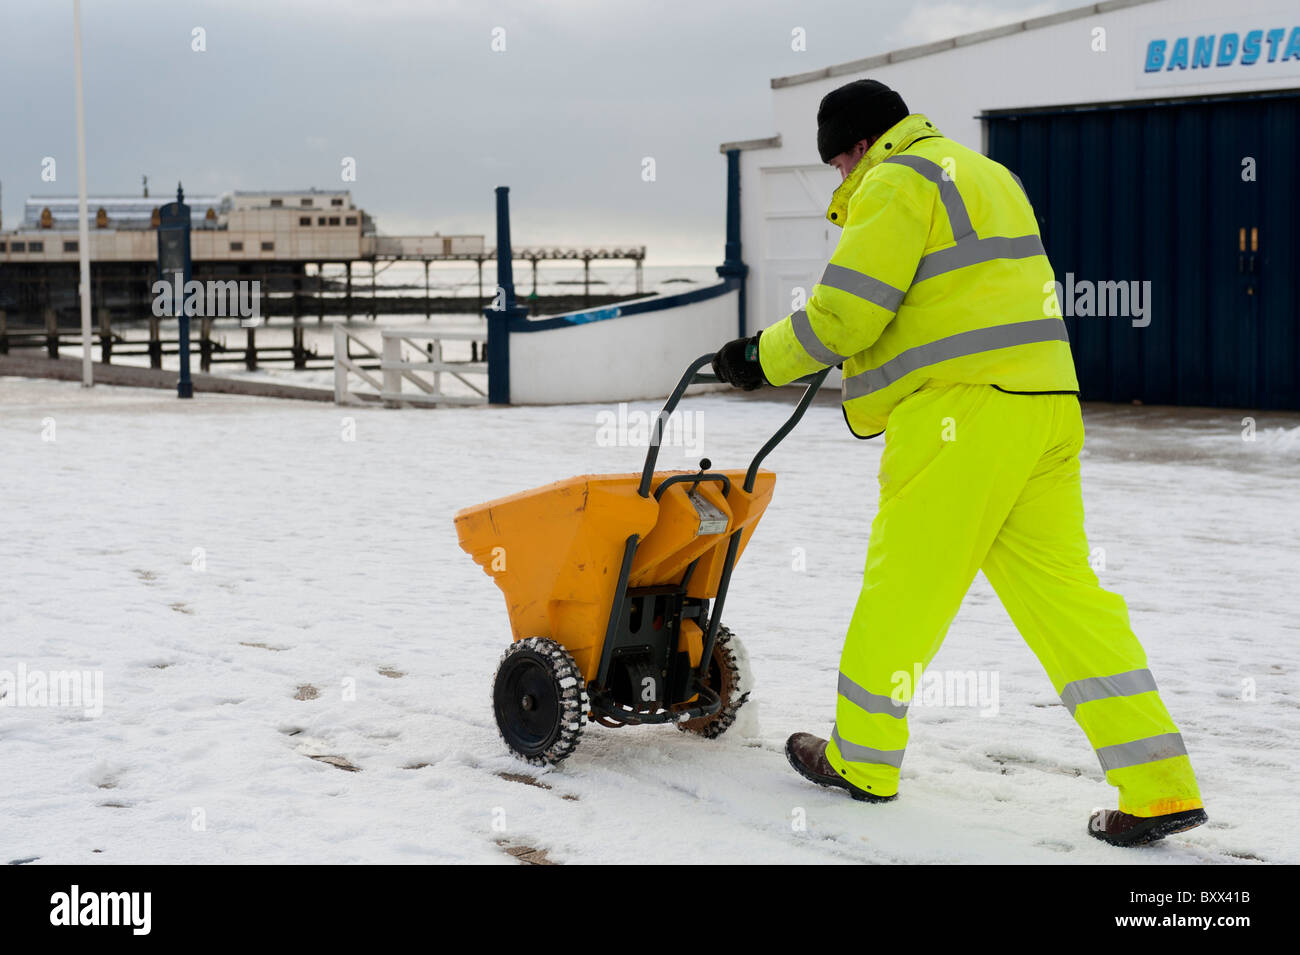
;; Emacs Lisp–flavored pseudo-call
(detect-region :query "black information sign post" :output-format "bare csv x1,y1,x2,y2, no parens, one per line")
158,183,194,399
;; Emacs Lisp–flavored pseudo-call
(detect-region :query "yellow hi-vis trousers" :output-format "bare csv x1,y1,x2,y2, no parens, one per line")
823,381,1204,817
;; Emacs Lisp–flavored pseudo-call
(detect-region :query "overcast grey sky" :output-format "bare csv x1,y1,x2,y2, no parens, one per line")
1,0,1071,264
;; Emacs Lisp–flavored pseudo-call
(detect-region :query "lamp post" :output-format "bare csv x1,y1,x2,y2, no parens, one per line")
715,148,749,338
483,186,528,405
72,0,92,386
157,184,194,398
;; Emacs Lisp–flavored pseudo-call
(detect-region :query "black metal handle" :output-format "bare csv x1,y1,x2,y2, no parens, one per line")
742,365,830,493
653,472,731,500
638,354,715,496
637,354,830,497
691,361,829,684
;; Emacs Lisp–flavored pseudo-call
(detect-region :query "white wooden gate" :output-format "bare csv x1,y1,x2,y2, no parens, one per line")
333,325,488,407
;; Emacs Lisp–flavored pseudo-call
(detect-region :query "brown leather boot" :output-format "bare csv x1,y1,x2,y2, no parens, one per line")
785,732,896,803
1088,807,1207,846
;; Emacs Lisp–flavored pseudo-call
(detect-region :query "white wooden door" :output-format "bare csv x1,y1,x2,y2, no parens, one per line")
759,164,839,323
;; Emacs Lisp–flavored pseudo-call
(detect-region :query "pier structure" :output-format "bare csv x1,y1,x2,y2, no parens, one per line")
1,187,648,327
0,187,650,369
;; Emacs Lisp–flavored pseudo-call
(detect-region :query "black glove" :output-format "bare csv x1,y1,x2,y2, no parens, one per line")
712,333,767,391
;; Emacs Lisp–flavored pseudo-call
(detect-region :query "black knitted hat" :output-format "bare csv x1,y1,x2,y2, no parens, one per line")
816,79,909,163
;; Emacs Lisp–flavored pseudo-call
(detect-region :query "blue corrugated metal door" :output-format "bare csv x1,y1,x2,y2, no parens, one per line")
986,92,1299,411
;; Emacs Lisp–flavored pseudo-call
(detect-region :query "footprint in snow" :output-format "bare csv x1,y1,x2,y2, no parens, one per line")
306,754,361,773
496,771,579,801
985,752,1083,777
1223,849,1267,862
496,840,555,865
1033,839,1075,853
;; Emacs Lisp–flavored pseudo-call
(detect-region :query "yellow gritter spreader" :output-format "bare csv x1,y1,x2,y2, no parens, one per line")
454,355,828,764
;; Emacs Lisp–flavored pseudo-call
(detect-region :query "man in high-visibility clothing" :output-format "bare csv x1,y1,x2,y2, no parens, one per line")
712,79,1207,846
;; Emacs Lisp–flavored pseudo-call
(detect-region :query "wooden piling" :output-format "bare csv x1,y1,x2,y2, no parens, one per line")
200,317,212,372
148,314,162,368
45,308,58,359
345,261,352,322
97,306,112,364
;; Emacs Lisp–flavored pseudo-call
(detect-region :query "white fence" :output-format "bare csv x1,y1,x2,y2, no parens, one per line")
333,325,488,408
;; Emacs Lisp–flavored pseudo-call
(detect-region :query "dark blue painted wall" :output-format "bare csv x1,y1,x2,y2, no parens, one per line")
987,91,1299,411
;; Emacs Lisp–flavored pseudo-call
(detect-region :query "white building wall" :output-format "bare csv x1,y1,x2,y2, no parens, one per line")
739,0,1300,333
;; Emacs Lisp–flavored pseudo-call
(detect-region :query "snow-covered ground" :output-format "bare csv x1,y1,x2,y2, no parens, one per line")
1,376,1297,864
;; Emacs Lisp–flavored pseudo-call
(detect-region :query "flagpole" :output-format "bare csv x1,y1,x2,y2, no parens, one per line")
73,0,93,387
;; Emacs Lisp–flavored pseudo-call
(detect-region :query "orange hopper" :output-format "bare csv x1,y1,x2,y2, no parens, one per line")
454,355,828,766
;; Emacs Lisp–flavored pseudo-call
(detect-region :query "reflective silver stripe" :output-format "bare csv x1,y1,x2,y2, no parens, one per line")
1060,669,1158,716
831,724,906,768
1096,732,1188,773
790,308,845,365
912,234,1045,283
838,672,908,718
1009,170,1028,199
819,263,906,313
884,154,974,241
884,155,1044,283
842,318,1069,400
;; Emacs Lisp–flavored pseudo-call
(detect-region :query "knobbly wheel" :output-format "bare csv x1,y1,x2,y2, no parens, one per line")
492,637,588,765
678,626,750,738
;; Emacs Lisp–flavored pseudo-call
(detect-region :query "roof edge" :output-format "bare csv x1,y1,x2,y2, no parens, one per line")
718,135,782,153
770,0,1162,89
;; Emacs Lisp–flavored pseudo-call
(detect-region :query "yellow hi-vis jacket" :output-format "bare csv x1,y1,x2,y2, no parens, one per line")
758,113,1080,437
